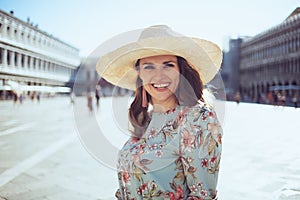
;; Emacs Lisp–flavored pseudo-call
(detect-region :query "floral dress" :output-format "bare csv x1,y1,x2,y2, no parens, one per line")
115,103,222,200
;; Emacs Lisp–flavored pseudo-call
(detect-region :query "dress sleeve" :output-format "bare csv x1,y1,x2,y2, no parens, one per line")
180,106,222,200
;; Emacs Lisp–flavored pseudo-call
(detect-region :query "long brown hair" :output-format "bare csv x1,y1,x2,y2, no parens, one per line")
129,56,204,138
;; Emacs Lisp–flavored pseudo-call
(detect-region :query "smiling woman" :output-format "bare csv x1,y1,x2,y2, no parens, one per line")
138,55,180,111
96,25,223,200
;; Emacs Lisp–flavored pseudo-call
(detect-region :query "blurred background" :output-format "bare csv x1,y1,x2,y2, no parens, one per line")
0,0,300,199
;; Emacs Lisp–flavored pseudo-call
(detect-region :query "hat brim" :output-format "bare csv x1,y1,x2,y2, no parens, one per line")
96,36,222,90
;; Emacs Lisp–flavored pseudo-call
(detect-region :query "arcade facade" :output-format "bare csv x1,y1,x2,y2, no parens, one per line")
0,9,80,99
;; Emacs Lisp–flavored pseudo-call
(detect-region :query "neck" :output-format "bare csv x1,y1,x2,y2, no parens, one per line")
152,96,178,113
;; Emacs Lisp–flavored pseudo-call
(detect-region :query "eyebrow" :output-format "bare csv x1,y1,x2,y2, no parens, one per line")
141,60,177,65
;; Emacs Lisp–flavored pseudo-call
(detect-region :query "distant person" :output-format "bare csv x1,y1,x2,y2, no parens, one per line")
233,91,241,104
273,90,279,106
36,93,41,102
267,91,274,105
70,92,75,104
19,94,23,104
95,85,101,108
30,92,35,101
87,93,93,113
292,93,298,108
13,92,18,105
96,25,223,200
278,91,286,107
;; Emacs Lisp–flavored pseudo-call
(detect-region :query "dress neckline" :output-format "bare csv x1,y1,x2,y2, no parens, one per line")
151,105,180,115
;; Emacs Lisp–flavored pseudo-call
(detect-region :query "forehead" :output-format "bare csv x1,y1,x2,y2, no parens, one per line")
139,55,177,64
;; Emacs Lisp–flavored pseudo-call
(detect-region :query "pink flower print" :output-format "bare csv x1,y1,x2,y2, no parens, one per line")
134,143,146,153
207,122,220,140
201,158,208,168
201,114,208,121
155,150,163,158
200,189,208,197
181,129,196,152
131,137,140,143
176,107,189,125
187,197,203,200
148,143,157,150
186,156,194,163
158,143,165,149
148,128,157,139
208,111,214,117
190,184,198,193
197,182,203,188
168,185,184,200
210,156,217,164
136,183,147,195
121,170,130,183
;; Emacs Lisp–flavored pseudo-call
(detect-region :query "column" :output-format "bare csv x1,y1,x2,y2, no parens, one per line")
29,56,34,70
24,55,28,69
9,51,15,67
44,61,48,72
40,60,44,71
3,49,7,67
17,52,22,68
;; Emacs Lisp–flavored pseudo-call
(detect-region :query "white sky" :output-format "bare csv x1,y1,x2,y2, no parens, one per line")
1,0,300,57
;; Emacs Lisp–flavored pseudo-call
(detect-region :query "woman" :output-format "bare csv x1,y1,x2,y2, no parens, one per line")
96,25,223,200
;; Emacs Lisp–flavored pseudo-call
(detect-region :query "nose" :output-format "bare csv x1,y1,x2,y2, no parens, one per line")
152,68,167,82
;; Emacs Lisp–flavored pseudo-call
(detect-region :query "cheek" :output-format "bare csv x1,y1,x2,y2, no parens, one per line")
139,75,150,85
171,72,180,85
139,71,153,85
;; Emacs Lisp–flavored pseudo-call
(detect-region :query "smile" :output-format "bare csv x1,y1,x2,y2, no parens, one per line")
152,83,170,88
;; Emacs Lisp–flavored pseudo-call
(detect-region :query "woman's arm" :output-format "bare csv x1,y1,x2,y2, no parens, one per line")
180,106,223,200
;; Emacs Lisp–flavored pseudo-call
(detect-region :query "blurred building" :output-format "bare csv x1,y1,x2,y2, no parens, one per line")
223,7,300,105
73,56,130,97
221,38,243,99
0,9,80,100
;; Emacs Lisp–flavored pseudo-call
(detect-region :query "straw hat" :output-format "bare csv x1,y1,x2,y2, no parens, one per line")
96,25,222,90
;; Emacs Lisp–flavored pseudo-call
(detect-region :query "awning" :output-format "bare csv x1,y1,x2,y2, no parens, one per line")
0,85,11,91
3,80,70,93
269,85,300,91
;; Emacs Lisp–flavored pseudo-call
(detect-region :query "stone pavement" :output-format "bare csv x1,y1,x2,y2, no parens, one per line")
0,97,117,200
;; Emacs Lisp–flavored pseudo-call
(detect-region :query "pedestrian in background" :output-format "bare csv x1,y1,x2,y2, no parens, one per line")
96,25,223,200
292,93,298,108
70,92,75,104
267,91,274,105
95,85,101,108
233,91,241,104
19,93,23,104
87,92,93,113
13,92,18,106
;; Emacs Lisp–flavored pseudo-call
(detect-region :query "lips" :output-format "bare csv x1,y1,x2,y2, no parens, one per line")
152,83,170,88
150,82,171,92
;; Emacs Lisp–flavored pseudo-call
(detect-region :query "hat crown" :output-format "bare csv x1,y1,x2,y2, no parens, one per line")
138,25,182,40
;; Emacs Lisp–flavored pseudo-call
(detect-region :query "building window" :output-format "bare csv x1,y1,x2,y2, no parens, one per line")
33,58,36,69
27,56,30,67
7,51,10,65
21,54,24,68
0,48,2,64
14,52,17,66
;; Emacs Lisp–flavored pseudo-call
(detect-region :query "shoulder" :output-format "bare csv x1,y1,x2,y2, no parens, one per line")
186,101,217,124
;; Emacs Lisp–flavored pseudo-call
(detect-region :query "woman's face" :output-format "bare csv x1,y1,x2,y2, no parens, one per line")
138,55,180,105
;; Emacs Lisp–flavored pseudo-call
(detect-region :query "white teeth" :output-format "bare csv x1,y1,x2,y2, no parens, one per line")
153,83,169,88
